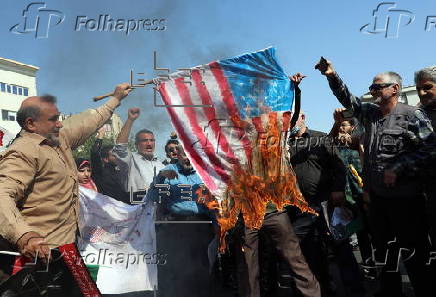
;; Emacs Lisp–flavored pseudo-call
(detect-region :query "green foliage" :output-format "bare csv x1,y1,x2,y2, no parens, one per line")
73,134,114,160
128,136,137,152
72,134,137,160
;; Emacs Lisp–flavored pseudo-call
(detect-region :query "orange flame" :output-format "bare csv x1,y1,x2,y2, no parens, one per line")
197,111,316,252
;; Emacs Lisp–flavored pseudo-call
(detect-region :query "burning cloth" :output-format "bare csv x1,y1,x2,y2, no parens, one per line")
154,47,316,250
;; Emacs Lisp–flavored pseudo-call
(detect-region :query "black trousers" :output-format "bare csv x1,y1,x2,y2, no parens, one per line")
243,211,320,297
369,192,436,297
352,195,374,265
288,208,332,296
155,222,213,297
425,189,436,251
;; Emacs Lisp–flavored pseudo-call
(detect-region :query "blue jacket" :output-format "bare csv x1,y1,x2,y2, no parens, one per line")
146,163,211,217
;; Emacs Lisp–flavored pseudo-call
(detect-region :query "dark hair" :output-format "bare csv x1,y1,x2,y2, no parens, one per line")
415,66,436,84
135,129,154,143
75,158,91,170
343,117,358,126
164,133,179,154
101,145,113,159
165,139,179,153
16,95,57,128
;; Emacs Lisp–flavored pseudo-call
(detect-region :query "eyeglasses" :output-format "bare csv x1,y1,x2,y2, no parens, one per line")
416,85,434,92
369,83,394,91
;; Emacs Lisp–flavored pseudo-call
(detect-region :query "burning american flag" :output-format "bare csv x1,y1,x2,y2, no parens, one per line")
154,47,315,250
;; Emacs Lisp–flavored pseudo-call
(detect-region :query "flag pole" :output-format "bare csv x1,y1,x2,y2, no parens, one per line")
93,79,156,102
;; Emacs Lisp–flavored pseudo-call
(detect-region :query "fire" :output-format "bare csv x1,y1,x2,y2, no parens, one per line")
197,111,316,252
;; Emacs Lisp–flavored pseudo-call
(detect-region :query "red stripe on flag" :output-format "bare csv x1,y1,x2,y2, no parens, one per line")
282,112,291,132
158,82,218,190
251,117,264,133
191,69,239,166
174,78,230,182
209,62,252,162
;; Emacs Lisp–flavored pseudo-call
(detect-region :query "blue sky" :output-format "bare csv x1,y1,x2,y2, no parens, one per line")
1,0,435,157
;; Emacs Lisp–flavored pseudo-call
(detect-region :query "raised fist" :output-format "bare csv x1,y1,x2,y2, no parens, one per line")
128,107,140,121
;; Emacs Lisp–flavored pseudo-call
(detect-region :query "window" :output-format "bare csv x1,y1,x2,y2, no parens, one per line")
0,83,29,96
2,110,17,121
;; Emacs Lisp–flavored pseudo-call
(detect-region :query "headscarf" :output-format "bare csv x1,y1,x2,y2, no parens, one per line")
75,158,98,192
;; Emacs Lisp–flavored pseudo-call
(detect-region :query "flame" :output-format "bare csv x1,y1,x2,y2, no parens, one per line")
197,111,316,252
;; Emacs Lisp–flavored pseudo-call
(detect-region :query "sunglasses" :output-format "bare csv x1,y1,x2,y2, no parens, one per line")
369,83,394,91
416,85,434,92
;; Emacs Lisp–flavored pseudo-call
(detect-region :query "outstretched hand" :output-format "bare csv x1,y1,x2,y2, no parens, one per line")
315,57,335,76
289,73,307,86
113,83,133,101
333,108,347,123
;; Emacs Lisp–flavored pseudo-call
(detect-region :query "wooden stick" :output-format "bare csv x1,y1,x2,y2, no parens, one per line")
93,79,155,102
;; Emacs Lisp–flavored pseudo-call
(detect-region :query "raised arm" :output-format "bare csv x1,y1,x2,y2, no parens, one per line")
315,58,363,118
327,144,347,206
62,83,132,150
116,108,140,144
328,108,346,139
112,108,140,166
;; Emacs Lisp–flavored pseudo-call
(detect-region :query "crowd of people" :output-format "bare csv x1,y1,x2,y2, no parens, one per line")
0,61,435,297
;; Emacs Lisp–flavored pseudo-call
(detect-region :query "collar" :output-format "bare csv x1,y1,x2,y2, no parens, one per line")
138,153,158,162
19,130,49,145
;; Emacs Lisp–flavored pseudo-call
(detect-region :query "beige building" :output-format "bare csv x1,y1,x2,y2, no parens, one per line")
362,85,420,106
0,57,39,135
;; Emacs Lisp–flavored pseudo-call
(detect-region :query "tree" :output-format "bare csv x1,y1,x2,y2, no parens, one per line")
72,133,136,160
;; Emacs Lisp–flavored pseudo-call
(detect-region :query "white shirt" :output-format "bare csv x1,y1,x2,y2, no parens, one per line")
112,143,165,201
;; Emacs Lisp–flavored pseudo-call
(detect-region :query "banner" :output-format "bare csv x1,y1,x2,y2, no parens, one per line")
77,187,158,294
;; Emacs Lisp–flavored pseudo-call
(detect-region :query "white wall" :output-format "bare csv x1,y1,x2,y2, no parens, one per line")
0,59,38,134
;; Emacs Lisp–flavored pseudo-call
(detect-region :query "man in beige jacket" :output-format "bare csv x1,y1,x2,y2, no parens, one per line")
0,83,131,261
